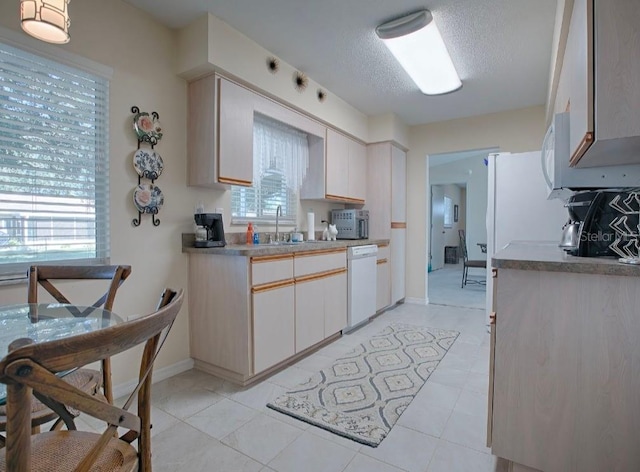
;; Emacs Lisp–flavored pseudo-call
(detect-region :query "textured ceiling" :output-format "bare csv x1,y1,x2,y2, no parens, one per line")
123,0,558,126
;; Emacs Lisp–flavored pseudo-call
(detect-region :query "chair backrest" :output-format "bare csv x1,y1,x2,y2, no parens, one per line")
458,230,469,262
27,264,132,404
0,289,184,472
28,265,132,312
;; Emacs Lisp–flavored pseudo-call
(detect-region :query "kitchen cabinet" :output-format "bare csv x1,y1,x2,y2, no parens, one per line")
390,228,406,304
187,248,347,385
302,129,367,204
187,75,253,188
188,74,326,188
366,142,407,305
489,263,640,471
376,243,390,312
295,248,347,352
253,282,295,373
565,0,640,167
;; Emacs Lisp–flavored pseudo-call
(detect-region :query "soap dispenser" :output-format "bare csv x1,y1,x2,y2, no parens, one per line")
246,222,254,245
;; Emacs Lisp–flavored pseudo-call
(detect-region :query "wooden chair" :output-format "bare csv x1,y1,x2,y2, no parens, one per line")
0,288,183,472
0,265,132,443
459,230,487,288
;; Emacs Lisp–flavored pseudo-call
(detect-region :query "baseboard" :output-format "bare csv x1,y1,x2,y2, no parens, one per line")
112,358,194,400
404,297,428,305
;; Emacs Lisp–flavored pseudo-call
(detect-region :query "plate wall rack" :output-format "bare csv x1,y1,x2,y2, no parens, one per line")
131,106,164,227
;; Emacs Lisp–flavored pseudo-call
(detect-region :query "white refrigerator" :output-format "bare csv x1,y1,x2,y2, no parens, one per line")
485,151,568,321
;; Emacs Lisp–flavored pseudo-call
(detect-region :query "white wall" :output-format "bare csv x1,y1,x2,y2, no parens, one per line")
431,160,488,260
0,0,210,387
178,14,370,142
407,106,547,302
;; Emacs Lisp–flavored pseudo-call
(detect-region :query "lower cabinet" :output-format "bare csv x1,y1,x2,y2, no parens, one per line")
253,282,295,374
295,277,325,353
188,249,348,385
376,243,391,312
390,228,406,304
295,250,348,352
489,267,640,472
324,270,347,336
295,270,347,353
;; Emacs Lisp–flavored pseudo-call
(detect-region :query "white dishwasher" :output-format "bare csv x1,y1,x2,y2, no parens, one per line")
346,244,378,332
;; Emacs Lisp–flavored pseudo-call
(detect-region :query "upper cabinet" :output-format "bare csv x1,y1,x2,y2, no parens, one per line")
365,142,407,239
302,129,367,204
188,75,254,188
188,74,325,188
566,0,640,168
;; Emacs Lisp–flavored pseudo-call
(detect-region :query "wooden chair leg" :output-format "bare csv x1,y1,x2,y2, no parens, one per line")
102,358,113,405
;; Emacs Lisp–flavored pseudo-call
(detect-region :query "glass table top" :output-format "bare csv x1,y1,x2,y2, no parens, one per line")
0,303,124,403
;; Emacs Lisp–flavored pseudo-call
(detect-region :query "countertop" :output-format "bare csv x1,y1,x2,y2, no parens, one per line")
492,241,640,276
182,234,390,256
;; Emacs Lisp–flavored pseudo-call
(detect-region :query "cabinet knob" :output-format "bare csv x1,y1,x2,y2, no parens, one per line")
489,312,496,325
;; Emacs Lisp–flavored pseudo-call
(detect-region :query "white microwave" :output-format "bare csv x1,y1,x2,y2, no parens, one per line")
542,112,640,200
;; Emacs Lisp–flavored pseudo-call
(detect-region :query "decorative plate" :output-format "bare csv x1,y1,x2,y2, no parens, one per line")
133,184,164,214
133,149,164,180
133,110,162,144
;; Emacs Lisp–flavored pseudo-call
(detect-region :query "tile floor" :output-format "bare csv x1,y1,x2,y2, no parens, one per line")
78,302,508,472
428,263,486,309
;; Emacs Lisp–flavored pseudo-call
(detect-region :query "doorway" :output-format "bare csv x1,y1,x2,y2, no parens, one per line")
427,148,496,309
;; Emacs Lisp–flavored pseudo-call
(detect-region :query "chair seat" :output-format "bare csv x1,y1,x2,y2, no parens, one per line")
465,260,486,268
0,369,102,428
0,431,138,472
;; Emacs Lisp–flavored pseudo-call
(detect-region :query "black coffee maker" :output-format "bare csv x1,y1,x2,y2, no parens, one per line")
194,213,226,248
563,190,640,258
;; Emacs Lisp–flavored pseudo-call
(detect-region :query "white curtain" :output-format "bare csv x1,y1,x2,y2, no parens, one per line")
253,113,309,191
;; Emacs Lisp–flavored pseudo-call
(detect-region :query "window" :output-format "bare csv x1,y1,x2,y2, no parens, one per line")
231,114,309,225
444,195,453,228
0,41,109,278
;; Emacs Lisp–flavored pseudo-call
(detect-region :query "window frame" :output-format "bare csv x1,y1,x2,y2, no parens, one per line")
444,195,453,228
0,27,112,281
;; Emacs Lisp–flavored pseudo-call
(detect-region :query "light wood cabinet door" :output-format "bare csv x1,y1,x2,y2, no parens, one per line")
365,143,392,240
391,145,406,223
253,283,295,374
324,271,347,336
325,128,349,199
187,75,218,188
295,277,325,353
348,139,367,203
568,0,593,165
376,259,390,312
567,0,640,167
218,77,254,186
390,228,406,304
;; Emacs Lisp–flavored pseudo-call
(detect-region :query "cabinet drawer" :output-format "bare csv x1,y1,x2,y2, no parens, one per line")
294,249,346,277
251,255,294,286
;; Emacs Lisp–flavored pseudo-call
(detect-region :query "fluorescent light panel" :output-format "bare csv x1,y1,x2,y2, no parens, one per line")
376,10,461,95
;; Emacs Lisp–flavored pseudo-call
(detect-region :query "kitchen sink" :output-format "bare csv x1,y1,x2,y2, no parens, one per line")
261,241,300,246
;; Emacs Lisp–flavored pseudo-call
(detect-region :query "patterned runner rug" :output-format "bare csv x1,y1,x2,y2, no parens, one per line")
267,323,459,447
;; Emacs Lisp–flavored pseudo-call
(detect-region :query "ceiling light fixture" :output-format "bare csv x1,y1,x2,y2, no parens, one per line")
376,9,461,95
20,0,70,44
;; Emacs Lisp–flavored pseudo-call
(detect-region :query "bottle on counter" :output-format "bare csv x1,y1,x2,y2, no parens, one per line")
253,224,260,244
246,222,254,245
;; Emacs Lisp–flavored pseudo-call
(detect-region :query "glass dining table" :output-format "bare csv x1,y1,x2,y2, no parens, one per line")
0,303,124,403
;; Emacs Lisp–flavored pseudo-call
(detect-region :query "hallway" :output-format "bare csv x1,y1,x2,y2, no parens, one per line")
428,263,486,309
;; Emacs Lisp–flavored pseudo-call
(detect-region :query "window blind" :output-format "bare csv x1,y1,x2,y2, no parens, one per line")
231,113,309,226
0,41,109,278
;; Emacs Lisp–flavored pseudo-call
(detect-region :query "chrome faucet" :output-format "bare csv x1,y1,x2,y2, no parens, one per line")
275,205,282,242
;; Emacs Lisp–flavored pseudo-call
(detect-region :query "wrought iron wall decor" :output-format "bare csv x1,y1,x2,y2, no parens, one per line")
131,106,164,227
